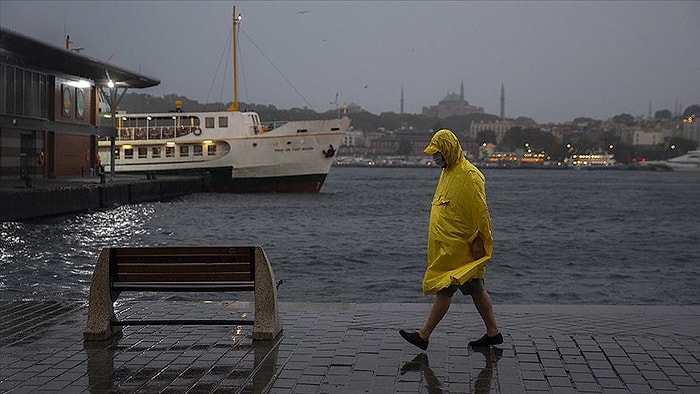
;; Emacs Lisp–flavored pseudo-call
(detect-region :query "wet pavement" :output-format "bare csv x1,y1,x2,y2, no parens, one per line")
1,300,698,393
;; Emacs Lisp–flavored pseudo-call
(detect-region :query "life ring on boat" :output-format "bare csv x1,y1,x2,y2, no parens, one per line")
193,127,202,136
323,144,336,158
38,150,46,166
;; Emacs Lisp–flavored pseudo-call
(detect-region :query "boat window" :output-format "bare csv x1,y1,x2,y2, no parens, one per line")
218,116,228,128
180,146,189,157
207,145,217,156
138,147,147,158
166,146,175,158
205,117,215,128
184,116,200,127
193,145,203,156
152,147,161,158
124,148,133,159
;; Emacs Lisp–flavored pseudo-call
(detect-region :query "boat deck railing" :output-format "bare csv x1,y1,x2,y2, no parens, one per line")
99,126,201,142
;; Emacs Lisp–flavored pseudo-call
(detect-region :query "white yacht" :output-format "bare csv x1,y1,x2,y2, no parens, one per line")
664,149,700,172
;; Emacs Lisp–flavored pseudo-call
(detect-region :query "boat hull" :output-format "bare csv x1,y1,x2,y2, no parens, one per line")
214,171,329,193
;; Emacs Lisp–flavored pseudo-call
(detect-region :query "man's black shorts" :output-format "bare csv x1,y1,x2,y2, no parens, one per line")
437,278,485,297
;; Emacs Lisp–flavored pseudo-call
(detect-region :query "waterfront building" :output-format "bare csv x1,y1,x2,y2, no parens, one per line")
0,27,158,184
630,129,665,146
469,119,514,143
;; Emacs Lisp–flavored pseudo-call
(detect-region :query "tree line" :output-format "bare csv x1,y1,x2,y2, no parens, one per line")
119,93,698,162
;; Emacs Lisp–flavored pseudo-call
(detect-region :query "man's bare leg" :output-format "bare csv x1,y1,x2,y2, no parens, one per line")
418,294,452,341
471,288,499,336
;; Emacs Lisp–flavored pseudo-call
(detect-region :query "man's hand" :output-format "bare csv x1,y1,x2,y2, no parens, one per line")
471,236,486,260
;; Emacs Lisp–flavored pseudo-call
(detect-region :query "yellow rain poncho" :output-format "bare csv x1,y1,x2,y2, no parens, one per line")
422,129,494,295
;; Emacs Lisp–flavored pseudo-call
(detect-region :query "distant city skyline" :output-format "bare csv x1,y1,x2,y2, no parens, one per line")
1,1,698,123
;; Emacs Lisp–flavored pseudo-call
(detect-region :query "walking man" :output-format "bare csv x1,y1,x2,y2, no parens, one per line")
399,129,502,350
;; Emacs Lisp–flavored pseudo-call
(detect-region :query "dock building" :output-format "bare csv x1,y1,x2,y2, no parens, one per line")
0,27,159,185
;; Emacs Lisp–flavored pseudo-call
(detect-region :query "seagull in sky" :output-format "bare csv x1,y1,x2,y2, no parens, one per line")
296,10,310,15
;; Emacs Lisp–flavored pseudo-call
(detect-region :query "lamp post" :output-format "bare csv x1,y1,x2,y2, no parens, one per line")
107,79,116,182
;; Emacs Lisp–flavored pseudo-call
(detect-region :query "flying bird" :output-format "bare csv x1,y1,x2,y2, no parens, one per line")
296,10,310,15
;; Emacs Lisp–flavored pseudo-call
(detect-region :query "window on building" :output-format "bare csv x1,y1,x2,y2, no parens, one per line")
218,116,228,128
152,147,161,158
207,145,217,156
138,147,147,158
180,146,189,157
124,148,134,159
193,145,203,156
166,146,175,158
205,117,215,128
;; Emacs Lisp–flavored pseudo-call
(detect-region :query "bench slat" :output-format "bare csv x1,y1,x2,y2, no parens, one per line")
114,272,253,282
115,262,252,274
114,255,252,264
112,281,255,291
112,246,253,256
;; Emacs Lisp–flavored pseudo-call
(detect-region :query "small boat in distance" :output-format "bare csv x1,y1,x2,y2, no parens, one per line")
98,5,350,192
661,149,700,172
565,152,620,170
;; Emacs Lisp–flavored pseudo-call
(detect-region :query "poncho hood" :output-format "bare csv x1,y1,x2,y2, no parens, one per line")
423,129,464,167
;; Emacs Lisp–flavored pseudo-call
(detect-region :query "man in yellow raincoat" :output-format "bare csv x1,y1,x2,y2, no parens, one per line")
399,129,502,350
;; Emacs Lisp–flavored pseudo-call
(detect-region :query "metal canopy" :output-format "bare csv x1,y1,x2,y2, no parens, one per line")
0,27,160,88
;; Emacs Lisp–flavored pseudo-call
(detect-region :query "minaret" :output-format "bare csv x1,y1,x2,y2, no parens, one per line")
400,86,404,115
500,83,505,120
460,81,465,101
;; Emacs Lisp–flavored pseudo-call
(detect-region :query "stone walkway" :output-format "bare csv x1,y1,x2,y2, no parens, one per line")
1,301,698,393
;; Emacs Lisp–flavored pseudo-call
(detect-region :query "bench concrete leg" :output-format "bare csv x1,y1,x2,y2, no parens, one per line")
84,248,122,341
252,246,283,340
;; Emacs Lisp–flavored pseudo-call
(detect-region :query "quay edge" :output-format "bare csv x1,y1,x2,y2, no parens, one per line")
0,175,209,222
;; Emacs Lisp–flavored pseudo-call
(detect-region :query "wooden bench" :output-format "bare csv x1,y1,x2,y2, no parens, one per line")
84,246,282,341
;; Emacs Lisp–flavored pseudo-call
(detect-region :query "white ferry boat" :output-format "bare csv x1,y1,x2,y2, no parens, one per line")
566,152,619,170
98,6,349,192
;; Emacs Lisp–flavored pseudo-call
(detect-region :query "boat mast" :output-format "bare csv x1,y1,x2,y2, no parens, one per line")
228,6,242,112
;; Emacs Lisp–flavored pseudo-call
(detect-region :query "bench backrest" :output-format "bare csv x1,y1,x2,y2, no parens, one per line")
109,246,256,291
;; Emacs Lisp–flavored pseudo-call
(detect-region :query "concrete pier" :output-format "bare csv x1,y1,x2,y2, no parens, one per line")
1,301,698,393
0,175,207,222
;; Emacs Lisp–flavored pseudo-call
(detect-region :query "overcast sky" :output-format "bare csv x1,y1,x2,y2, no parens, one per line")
2,1,698,123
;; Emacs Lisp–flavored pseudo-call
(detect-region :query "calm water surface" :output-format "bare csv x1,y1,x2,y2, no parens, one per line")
1,167,699,305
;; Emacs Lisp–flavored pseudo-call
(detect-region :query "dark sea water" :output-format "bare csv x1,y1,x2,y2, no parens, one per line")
1,167,699,305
